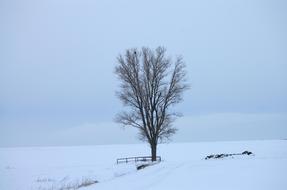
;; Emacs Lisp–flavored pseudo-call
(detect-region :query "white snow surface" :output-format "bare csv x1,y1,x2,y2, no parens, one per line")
0,140,286,190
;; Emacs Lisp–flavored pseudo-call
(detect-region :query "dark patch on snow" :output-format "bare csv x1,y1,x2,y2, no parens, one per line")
205,151,253,160
242,151,253,155
136,161,160,170
137,164,149,170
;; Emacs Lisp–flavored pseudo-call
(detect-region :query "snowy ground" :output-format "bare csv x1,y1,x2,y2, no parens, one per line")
0,140,286,190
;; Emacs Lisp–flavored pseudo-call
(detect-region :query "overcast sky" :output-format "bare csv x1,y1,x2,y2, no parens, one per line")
0,0,287,147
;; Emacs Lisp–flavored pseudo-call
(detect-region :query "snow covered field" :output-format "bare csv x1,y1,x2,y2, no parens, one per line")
1,140,286,190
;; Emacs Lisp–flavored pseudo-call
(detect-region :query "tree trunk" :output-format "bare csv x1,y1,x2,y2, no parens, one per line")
151,143,157,162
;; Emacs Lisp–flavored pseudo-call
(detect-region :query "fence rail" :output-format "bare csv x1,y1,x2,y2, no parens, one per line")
116,156,161,164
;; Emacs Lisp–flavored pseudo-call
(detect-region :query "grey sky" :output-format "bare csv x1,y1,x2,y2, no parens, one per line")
0,0,287,147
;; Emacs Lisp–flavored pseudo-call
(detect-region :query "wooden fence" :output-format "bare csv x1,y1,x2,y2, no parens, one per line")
116,156,161,164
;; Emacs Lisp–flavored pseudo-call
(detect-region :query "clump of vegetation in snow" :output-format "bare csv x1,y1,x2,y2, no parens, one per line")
35,177,98,190
205,151,253,160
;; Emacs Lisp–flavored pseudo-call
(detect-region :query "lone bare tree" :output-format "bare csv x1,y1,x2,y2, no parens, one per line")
115,47,189,161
